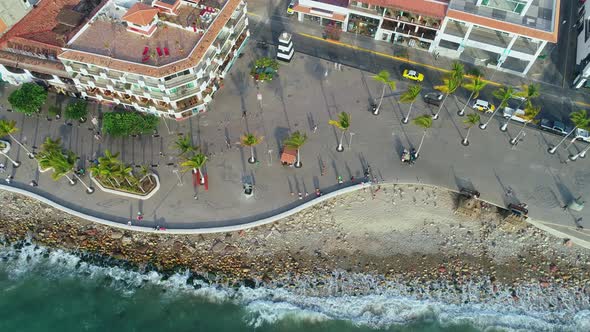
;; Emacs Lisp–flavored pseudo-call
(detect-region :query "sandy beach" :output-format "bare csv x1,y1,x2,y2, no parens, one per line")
1,184,589,328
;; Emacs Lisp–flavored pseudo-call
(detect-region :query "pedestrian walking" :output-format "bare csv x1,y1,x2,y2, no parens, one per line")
313,125,318,133
29,180,38,187
298,192,303,200
194,194,198,200
0,163,5,174
5,175,12,184
127,221,132,226
338,175,343,184
137,211,143,222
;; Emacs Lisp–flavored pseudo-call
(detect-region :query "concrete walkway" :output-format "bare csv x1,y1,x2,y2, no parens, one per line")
1,36,590,247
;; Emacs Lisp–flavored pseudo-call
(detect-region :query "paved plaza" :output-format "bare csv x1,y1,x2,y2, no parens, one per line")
0,28,589,243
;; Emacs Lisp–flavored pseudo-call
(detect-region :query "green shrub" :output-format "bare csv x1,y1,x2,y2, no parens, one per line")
65,100,88,120
102,111,159,136
8,83,47,115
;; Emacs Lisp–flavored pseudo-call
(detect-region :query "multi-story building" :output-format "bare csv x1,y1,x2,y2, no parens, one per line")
0,0,102,95
59,0,249,119
574,0,590,89
431,0,560,76
292,0,449,52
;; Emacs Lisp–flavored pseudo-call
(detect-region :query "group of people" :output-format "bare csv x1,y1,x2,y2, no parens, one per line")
401,148,418,165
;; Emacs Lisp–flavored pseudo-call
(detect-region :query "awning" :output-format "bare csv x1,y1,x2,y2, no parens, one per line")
292,5,347,22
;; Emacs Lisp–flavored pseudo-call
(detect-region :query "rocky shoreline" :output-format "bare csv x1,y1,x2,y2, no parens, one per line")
1,185,589,317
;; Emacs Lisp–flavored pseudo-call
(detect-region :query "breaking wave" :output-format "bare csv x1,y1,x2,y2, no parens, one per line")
1,240,588,331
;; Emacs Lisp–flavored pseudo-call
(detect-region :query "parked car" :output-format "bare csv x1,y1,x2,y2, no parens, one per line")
423,92,443,106
540,119,570,136
503,107,526,123
576,128,590,142
287,0,295,14
472,99,495,113
402,69,424,82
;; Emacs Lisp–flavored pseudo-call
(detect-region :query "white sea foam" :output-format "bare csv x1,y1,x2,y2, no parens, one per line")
1,242,588,331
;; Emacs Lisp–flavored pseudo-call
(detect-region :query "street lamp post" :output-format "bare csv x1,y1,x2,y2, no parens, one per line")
348,132,355,149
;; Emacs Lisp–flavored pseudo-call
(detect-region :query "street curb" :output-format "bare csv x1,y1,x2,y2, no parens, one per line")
0,182,371,234
526,219,590,250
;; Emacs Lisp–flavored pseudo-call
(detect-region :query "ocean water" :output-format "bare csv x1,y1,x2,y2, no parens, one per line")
0,242,588,332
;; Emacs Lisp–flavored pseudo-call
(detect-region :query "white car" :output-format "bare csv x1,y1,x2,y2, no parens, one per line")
503,107,526,123
576,128,590,142
472,99,495,113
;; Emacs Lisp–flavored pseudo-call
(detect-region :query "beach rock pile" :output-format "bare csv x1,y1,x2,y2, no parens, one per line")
0,185,589,301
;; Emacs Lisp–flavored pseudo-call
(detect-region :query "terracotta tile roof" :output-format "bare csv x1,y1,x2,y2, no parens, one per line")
122,3,159,26
59,0,241,78
0,19,7,36
365,0,448,19
446,8,559,43
0,0,83,49
292,5,347,21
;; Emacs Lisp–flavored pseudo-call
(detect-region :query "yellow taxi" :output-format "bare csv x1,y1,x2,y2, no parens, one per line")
402,69,424,82
287,0,295,14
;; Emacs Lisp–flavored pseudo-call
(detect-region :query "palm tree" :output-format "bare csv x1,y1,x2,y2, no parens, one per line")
500,83,540,132
549,110,590,154
412,115,433,158
181,153,208,184
0,119,34,158
433,77,461,120
480,86,515,130
458,76,488,116
283,131,307,168
174,134,193,156
400,84,422,124
449,61,465,83
372,70,396,115
241,133,263,164
510,104,541,145
461,113,480,146
139,165,153,185
328,112,351,152
0,141,20,167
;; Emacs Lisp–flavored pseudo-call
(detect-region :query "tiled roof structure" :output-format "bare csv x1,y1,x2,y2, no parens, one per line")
122,3,159,26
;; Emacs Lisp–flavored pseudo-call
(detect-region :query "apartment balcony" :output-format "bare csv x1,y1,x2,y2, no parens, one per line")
176,95,203,111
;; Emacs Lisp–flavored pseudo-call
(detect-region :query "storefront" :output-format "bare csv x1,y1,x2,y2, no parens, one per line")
295,5,347,31
347,13,380,38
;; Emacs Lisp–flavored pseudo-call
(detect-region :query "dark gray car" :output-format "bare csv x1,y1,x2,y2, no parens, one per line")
423,92,443,106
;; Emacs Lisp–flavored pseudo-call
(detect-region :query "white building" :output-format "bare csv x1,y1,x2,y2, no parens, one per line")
574,0,590,89
59,0,249,119
431,0,560,76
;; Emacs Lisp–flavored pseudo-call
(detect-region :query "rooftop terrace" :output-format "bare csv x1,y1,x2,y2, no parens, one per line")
59,0,241,78
449,0,557,33
65,0,226,68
